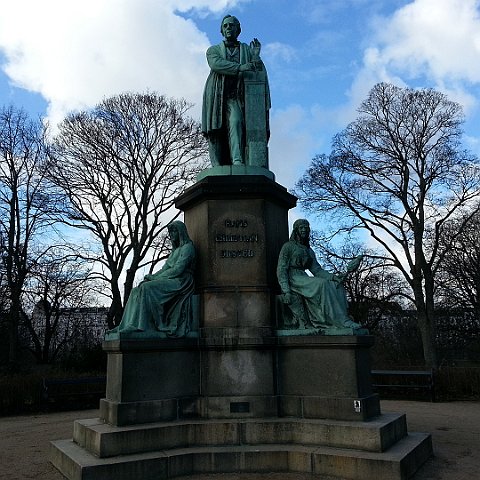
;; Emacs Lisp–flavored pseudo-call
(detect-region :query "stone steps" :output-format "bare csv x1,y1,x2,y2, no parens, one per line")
51,432,432,480
72,413,408,458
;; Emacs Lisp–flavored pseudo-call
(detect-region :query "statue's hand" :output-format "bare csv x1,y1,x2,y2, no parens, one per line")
239,62,255,72
283,292,294,305
143,274,154,282
333,273,346,284
250,38,261,59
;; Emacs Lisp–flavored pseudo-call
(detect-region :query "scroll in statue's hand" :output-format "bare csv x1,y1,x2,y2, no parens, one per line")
346,255,363,272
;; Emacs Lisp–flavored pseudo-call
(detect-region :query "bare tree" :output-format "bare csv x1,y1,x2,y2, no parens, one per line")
50,93,207,327
21,248,98,364
309,233,409,329
0,106,58,365
297,83,480,367
436,207,480,319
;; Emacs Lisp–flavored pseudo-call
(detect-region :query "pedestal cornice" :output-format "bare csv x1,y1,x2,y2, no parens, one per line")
175,174,297,211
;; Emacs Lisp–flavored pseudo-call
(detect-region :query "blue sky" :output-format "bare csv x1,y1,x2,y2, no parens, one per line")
1,0,480,208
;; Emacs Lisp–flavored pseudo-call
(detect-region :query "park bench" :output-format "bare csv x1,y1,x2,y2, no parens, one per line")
41,376,106,410
371,369,435,402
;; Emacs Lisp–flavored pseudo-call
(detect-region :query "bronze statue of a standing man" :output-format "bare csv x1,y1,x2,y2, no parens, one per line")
202,15,271,167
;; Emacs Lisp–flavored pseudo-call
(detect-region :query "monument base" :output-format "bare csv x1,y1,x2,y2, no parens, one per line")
51,415,431,480
50,174,431,479
50,335,432,479
97,335,381,425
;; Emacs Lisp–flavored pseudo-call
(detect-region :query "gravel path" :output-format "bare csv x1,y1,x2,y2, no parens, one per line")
0,400,479,479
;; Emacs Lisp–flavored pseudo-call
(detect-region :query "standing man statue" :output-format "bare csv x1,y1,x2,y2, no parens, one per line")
202,14,271,167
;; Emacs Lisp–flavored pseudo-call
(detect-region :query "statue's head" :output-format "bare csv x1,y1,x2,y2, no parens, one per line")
291,219,310,247
221,15,241,41
168,221,191,249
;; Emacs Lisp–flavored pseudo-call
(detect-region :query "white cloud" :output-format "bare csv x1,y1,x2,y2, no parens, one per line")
314,0,480,143
350,0,480,107
263,42,297,64
0,0,248,126
464,134,480,157
169,0,248,12
370,0,480,83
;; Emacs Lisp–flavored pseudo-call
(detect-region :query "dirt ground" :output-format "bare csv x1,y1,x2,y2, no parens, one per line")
0,399,479,480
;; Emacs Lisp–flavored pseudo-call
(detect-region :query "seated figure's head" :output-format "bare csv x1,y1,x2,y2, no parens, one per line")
291,219,310,247
168,221,191,249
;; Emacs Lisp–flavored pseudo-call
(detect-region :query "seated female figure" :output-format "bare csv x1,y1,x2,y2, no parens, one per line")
277,219,362,330
110,221,195,337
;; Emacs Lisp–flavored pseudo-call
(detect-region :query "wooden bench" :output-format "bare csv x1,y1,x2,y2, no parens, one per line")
41,376,106,410
371,369,435,402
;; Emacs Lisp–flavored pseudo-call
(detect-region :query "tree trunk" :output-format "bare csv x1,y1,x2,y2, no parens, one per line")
7,310,19,366
416,309,437,368
412,274,438,368
123,266,137,309
108,286,123,329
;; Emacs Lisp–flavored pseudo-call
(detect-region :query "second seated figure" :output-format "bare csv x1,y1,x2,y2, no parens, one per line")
277,219,364,332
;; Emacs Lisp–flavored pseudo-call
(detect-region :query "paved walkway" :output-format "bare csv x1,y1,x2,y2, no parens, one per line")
1,400,479,479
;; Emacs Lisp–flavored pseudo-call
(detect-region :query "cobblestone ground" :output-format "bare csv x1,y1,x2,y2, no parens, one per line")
1,400,479,480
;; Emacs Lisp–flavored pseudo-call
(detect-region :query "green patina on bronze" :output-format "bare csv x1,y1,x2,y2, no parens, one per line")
107,221,195,338
277,219,365,334
202,14,270,170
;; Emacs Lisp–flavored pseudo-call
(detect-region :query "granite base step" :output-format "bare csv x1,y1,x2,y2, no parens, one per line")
51,431,432,480
72,413,407,458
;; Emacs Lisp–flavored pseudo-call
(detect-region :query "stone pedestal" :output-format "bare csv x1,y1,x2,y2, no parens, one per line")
176,175,296,418
99,338,200,426
176,174,295,335
277,335,380,421
176,175,295,419
50,174,432,480
94,335,382,428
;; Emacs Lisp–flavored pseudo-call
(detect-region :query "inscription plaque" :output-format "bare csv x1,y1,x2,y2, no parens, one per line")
216,219,259,259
